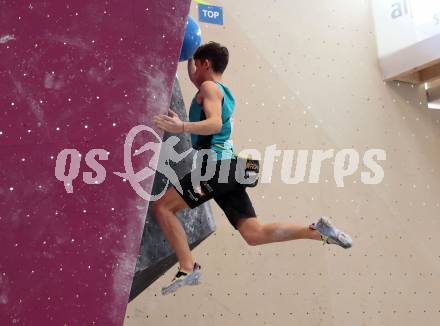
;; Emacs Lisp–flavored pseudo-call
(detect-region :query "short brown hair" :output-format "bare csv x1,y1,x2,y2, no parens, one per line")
193,41,229,74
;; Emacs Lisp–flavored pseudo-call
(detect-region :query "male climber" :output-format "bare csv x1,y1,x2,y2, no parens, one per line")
152,41,353,295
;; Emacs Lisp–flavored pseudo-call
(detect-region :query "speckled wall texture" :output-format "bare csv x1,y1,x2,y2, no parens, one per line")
0,1,190,325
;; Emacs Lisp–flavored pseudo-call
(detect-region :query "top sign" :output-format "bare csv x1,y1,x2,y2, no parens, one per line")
198,4,224,25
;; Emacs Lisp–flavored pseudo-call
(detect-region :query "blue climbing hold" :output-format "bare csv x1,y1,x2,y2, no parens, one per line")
179,16,202,62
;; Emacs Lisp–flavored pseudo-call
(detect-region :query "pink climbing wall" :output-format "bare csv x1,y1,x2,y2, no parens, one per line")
0,1,190,325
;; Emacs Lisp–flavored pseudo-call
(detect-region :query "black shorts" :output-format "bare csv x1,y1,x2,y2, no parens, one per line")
174,158,257,229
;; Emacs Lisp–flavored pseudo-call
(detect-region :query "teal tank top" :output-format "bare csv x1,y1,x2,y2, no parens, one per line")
188,81,235,160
